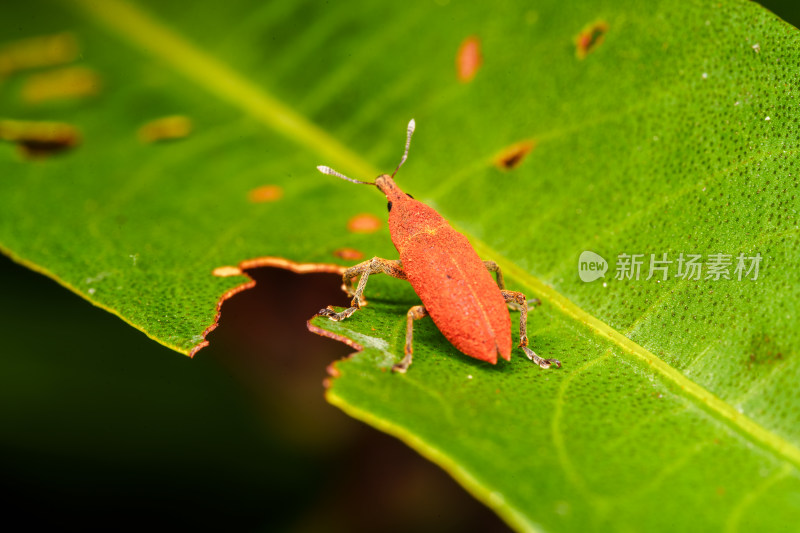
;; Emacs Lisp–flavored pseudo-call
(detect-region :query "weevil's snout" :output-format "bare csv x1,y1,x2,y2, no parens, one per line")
375,174,391,192
375,174,406,202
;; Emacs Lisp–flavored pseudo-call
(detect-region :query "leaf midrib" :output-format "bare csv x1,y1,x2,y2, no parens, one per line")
70,0,375,179
68,0,800,470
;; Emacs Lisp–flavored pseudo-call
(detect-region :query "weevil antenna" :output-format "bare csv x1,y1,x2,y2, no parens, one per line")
317,165,373,185
391,119,416,178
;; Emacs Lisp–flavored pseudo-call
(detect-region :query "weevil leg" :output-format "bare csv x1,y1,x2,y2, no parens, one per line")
483,261,541,311
392,305,428,373
501,290,561,369
483,260,507,290
317,257,406,322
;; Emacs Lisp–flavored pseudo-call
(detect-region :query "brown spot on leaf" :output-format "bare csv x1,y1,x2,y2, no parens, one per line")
576,21,609,59
333,248,364,261
456,35,482,82
347,213,382,233
494,139,536,170
0,32,79,77
138,115,192,143
21,66,102,103
248,185,283,203
0,119,80,158
212,266,243,277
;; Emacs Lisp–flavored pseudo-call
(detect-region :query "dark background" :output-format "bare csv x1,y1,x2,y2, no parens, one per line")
1,2,797,531
0,254,508,532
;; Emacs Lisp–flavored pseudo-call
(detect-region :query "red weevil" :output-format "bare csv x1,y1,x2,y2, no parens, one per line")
317,119,561,373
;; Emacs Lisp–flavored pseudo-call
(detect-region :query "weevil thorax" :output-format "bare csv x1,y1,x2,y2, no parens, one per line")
375,174,447,251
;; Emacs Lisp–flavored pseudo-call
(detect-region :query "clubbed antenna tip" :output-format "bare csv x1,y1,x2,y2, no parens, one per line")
392,118,416,177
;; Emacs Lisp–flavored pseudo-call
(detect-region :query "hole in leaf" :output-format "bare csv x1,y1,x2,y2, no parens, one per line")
575,21,609,59
0,32,79,76
138,115,192,143
195,257,346,357
0,119,80,158
494,139,536,170
21,66,101,103
193,261,508,531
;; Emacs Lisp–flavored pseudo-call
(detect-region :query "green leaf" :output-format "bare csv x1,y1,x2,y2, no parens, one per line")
2,0,800,531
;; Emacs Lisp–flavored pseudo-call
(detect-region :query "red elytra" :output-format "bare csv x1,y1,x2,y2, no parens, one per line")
377,174,511,363
316,120,559,372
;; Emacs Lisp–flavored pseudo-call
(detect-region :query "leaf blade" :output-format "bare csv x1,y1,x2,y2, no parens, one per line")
3,0,800,530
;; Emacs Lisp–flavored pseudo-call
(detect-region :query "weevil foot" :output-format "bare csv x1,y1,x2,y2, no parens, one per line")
522,346,561,369
541,358,562,369
317,305,357,322
349,296,366,309
392,352,412,373
527,298,541,307
391,362,409,373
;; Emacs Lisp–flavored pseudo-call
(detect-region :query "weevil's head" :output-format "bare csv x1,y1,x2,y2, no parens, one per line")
316,120,445,249
375,173,410,204
376,171,443,249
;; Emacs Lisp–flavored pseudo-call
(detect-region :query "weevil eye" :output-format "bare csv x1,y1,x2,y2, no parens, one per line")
407,193,414,199
387,201,393,212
